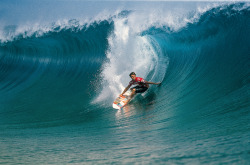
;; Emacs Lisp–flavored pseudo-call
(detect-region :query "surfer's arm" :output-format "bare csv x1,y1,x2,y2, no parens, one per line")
145,81,161,85
120,84,131,96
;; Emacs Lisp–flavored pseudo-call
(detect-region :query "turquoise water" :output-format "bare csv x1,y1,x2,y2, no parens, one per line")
0,1,250,164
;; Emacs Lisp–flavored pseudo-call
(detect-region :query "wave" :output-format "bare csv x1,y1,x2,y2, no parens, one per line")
0,2,249,128
151,3,250,117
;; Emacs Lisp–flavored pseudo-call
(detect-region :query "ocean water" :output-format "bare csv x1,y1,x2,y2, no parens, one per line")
0,1,250,164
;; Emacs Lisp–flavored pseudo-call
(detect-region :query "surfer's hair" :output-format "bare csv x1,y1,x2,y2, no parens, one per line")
129,72,136,77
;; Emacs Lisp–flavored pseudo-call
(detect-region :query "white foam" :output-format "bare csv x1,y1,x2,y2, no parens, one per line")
93,14,165,103
0,9,116,43
0,1,227,43
94,4,214,103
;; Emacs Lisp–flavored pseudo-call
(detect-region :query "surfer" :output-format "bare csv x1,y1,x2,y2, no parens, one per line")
120,72,161,103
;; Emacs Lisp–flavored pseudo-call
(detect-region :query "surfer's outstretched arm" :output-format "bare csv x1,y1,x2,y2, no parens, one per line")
120,84,131,96
145,81,161,85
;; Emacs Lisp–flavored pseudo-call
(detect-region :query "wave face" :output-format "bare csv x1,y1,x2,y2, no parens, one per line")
0,2,249,164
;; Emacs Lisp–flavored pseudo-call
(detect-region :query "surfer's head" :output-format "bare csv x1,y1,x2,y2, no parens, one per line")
129,72,136,80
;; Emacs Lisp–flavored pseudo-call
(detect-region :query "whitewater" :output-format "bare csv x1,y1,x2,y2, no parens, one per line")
0,1,249,164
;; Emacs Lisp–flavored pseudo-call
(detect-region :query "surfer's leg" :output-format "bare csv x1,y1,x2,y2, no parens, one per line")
130,88,136,99
124,88,136,104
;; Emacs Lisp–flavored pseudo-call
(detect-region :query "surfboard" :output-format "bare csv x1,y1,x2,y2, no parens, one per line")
113,95,130,109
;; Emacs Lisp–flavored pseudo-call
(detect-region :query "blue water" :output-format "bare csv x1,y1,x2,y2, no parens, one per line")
0,1,250,164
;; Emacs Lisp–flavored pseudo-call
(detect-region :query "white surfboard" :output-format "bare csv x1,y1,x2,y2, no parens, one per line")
112,95,130,109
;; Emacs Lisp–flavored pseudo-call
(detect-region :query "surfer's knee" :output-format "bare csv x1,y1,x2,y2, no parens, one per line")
131,88,136,93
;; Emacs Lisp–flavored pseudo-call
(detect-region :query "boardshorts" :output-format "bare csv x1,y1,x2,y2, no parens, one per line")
131,86,148,93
